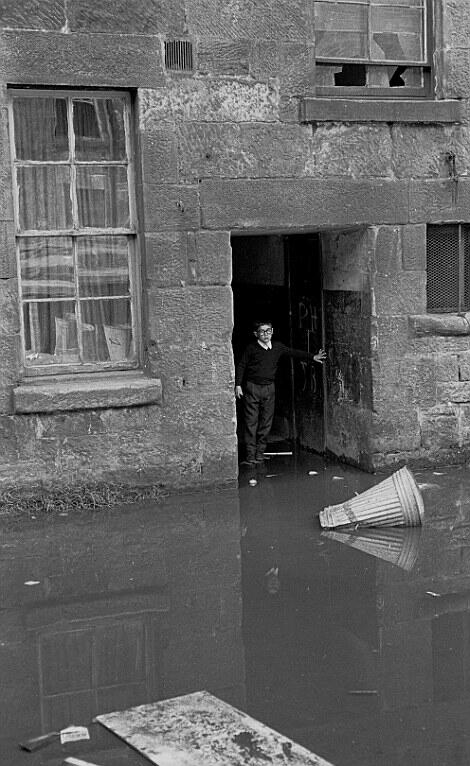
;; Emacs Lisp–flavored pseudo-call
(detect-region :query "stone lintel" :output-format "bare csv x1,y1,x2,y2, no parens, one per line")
14,372,162,414
409,313,470,337
299,98,465,124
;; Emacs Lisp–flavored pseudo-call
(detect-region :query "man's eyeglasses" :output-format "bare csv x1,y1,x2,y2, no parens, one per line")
257,328,273,335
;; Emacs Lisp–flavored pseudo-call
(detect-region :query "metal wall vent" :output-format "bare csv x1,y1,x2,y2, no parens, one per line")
165,40,193,72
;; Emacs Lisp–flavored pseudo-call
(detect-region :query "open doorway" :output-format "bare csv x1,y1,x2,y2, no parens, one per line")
231,233,324,461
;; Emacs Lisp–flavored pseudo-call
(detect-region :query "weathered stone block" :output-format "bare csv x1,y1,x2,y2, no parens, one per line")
189,230,232,286
459,351,470,381
307,124,393,179
0,221,16,279
402,224,426,271
434,353,459,382
374,317,410,357
0,278,20,334
143,185,200,232
374,273,426,315
141,128,178,185
438,381,470,403
391,125,459,178
186,0,253,38
68,0,185,34
0,0,65,29
177,121,312,182
201,178,410,231
409,179,470,223
0,31,165,88
145,231,188,286
37,412,106,439
446,48,470,99
371,411,421,452
198,40,250,76
100,405,161,433
419,410,460,450
446,0,470,49
148,285,233,349
139,79,279,127
251,0,313,41
0,166,13,219
373,226,401,276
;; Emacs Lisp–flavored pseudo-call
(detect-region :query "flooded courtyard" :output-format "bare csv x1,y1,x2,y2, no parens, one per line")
2,454,470,765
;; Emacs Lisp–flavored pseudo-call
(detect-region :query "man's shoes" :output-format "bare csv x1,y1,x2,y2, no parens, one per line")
255,457,265,464
240,459,256,466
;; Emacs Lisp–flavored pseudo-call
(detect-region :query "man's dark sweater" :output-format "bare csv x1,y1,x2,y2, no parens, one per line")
235,341,315,386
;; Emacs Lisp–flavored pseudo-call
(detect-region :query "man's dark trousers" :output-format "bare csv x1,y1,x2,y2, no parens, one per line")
243,381,275,461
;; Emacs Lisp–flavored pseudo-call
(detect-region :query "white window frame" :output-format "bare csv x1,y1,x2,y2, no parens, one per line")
8,88,142,377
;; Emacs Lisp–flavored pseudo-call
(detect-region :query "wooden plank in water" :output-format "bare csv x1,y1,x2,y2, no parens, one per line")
95,690,334,766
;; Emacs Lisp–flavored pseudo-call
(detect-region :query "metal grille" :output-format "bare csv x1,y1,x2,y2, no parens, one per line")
164,40,193,72
426,224,469,313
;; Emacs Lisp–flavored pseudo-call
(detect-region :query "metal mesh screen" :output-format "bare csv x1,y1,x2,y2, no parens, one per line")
427,224,460,312
164,40,193,72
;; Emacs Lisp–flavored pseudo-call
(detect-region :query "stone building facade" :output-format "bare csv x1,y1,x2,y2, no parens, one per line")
1,0,470,492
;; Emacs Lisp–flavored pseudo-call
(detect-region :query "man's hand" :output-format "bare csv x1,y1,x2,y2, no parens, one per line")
314,348,327,364
235,385,243,398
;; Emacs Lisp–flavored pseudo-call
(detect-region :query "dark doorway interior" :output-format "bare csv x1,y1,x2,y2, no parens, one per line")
231,233,324,459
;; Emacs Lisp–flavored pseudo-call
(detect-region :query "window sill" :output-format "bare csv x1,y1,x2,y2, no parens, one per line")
299,98,465,124
410,313,470,338
13,371,162,414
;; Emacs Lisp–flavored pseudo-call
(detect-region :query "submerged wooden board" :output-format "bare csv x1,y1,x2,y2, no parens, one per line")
95,690,334,766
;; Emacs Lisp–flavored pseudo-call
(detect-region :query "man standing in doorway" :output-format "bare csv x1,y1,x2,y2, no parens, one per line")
235,320,326,464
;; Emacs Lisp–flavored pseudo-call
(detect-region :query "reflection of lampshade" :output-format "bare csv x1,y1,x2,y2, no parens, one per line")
319,467,424,529
416,590,470,619
322,527,422,572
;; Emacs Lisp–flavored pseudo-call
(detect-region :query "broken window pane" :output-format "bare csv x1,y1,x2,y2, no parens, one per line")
315,0,426,64
371,7,424,61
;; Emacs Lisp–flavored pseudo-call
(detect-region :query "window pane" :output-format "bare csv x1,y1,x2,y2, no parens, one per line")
20,237,74,299
315,2,368,58
81,298,134,362
24,300,77,365
77,237,130,298
17,166,72,231
427,225,460,312
77,167,130,228
74,98,127,161
371,7,424,61
13,98,68,161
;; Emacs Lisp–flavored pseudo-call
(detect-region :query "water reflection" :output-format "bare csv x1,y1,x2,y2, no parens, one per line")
322,527,422,571
240,459,470,766
4,460,470,765
0,493,245,765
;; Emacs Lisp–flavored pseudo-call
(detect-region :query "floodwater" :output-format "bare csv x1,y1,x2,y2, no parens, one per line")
2,453,470,766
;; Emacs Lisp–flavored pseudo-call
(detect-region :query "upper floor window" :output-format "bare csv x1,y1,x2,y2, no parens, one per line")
427,224,470,313
9,89,140,375
315,0,431,97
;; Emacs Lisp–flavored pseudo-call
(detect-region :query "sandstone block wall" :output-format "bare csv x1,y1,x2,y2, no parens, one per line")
0,0,469,488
